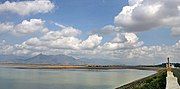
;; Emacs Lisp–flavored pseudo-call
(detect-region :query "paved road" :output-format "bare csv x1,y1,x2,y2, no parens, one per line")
166,71,180,89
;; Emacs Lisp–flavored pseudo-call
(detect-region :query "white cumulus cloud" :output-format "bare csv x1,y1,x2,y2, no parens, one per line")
13,19,45,35
24,34,102,50
114,0,180,36
0,0,54,15
81,34,102,50
0,22,13,33
0,19,45,36
41,24,82,41
19,23,102,51
99,33,143,50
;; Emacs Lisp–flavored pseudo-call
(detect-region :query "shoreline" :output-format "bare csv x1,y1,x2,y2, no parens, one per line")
0,63,162,71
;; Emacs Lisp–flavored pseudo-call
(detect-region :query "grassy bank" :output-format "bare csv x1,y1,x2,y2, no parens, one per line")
172,68,180,85
116,69,166,89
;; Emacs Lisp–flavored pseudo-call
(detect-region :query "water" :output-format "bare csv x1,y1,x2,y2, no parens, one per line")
0,68,156,89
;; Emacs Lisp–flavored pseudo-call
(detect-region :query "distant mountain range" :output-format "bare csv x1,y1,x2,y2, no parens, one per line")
0,54,28,63
0,54,82,65
24,54,82,65
0,54,122,65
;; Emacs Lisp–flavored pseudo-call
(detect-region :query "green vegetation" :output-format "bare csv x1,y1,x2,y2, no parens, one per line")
172,68,180,85
116,69,166,89
141,63,180,67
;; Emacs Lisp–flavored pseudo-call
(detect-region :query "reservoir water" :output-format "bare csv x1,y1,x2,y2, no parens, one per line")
0,68,155,89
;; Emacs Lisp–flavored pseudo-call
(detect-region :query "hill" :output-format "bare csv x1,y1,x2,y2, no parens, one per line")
24,54,82,65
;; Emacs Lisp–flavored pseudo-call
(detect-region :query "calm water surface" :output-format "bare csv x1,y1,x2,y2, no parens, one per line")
0,68,155,89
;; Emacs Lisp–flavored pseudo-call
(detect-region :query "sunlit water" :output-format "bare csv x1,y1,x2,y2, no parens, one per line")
0,68,156,89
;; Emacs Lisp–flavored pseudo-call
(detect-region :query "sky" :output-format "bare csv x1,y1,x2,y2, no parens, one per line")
0,0,179,64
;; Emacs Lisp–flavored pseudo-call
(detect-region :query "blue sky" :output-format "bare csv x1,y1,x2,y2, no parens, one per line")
0,0,179,45
0,0,128,43
0,0,179,64
138,28,180,46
